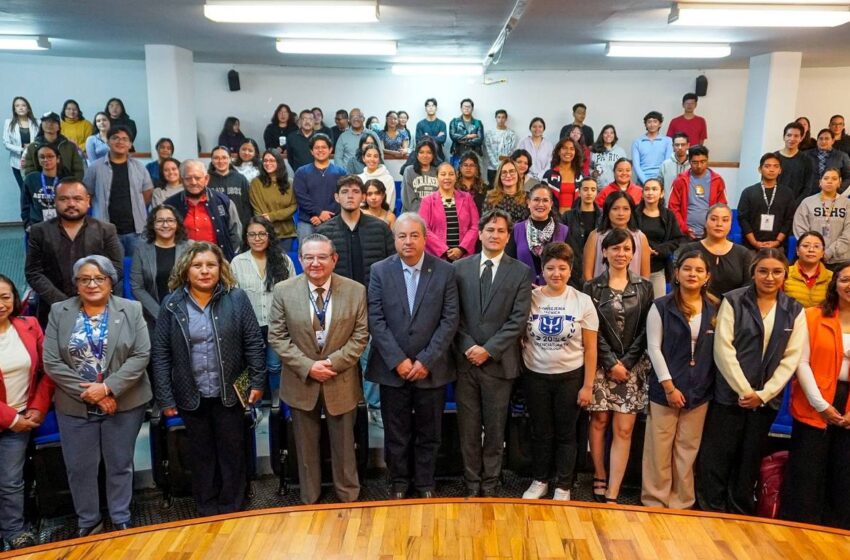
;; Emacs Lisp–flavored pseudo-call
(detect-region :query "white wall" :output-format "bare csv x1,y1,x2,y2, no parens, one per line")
0,51,848,222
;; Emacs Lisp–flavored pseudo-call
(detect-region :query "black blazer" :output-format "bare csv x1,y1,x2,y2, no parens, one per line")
366,253,459,388
452,253,532,380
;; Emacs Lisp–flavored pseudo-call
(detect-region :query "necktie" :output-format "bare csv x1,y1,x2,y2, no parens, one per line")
406,268,417,314
312,287,325,331
480,259,493,308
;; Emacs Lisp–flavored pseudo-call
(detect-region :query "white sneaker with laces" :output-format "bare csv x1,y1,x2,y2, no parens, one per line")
522,480,549,499
552,488,571,501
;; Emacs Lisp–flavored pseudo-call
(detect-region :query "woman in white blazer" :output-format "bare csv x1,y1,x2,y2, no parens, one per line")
3,97,39,192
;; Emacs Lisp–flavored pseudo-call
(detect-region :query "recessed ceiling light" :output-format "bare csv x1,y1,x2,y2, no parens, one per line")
391,65,483,76
0,35,50,51
276,38,396,55
606,41,731,58
669,2,850,27
204,1,378,23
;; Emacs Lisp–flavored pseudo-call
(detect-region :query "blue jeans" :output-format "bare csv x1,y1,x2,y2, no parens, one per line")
0,430,30,540
296,221,315,243
262,326,281,405
359,338,380,409
57,406,145,527
118,232,142,258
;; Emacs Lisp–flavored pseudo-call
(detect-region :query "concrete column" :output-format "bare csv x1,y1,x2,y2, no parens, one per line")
144,45,198,161
736,52,802,205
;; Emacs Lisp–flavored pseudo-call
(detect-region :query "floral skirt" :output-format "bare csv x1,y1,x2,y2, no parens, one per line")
586,354,650,414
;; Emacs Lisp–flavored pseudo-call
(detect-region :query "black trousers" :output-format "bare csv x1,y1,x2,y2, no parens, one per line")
696,401,776,514
381,382,446,493
780,382,850,528
524,368,584,490
455,367,514,492
180,398,246,516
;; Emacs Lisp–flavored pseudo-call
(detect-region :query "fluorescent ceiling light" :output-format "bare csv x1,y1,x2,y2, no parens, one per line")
0,35,50,50
204,1,378,23
393,56,482,64
606,41,731,59
669,2,850,27
391,65,483,76
277,38,396,55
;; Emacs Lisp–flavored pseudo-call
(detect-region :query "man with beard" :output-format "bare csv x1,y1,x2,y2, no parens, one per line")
25,178,123,326
164,159,242,260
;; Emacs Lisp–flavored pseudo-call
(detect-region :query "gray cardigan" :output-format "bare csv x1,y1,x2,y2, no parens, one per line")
83,157,153,234
43,296,152,417
130,240,189,321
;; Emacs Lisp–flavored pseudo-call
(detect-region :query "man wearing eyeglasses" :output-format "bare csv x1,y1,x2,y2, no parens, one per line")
83,125,153,257
268,233,368,505
21,112,85,180
25,177,123,327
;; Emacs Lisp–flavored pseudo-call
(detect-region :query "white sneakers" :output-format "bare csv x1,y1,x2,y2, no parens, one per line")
552,488,571,501
522,481,571,501
522,480,549,499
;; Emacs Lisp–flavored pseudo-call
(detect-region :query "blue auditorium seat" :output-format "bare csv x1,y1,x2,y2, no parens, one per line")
32,409,60,446
769,385,793,438
123,256,134,299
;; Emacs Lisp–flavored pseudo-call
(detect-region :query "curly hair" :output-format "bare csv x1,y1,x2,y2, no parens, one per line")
144,204,187,243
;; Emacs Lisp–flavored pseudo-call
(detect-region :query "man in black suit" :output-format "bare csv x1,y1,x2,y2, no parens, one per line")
453,209,531,497
367,212,459,498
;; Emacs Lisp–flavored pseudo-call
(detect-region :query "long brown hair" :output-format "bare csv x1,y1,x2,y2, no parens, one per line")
821,263,850,316
485,159,526,207
672,250,718,321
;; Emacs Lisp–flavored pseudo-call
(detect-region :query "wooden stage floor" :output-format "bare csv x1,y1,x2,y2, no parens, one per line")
2,498,849,559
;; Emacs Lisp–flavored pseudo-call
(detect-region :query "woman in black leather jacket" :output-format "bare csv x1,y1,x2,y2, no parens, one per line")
583,228,654,503
151,241,266,516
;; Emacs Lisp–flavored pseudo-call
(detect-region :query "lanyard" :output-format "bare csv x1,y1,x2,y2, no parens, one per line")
82,309,108,363
821,196,838,237
40,173,57,200
308,286,331,330
760,183,776,215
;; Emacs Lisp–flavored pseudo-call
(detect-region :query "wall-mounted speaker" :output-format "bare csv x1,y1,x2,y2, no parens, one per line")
695,74,708,97
228,70,241,92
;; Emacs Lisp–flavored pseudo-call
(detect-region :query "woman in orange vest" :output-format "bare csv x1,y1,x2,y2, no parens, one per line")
780,263,850,528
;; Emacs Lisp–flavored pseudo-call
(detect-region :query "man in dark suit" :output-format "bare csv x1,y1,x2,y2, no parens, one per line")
268,234,369,505
367,212,459,498
25,178,123,327
453,209,531,497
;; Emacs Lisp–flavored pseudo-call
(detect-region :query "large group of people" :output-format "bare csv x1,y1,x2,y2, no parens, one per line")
2,91,850,551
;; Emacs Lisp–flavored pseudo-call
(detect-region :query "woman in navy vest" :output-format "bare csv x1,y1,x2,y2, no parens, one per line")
506,184,568,286
696,248,806,514
641,250,718,509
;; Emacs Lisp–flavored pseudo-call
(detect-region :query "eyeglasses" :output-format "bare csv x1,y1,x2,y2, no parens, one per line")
755,268,786,278
154,218,177,226
500,169,518,176
76,276,109,286
300,254,332,263
110,136,131,144
247,232,269,239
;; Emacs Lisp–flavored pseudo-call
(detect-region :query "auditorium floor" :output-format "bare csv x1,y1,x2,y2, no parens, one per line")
31,470,641,547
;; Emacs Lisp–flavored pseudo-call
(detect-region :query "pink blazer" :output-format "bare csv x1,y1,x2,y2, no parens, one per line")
419,190,480,258
0,316,54,430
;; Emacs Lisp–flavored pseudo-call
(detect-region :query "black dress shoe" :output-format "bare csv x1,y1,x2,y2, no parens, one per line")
113,522,132,531
419,490,434,499
480,487,500,498
76,521,104,538
391,491,406,500
465,487,480,498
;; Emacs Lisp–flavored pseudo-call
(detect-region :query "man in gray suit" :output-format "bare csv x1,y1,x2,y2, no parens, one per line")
453,209,531,497
367,213,459,499
268,234,369,505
